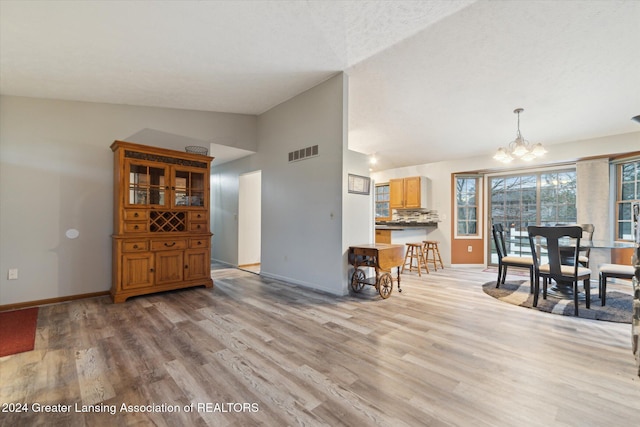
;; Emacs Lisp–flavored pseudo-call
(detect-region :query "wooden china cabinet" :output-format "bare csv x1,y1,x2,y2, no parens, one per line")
110,141,214,303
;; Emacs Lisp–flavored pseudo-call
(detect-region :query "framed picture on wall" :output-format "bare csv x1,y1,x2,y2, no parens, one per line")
348,174,371,195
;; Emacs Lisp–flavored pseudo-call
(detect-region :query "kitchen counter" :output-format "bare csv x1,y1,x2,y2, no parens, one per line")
376,222,438,230
375,222,439,245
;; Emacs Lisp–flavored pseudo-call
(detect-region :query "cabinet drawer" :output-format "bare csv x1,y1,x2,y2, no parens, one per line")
151,238,188,251
124,209,148,220
190,238,210,249
375,230,392,244
124,222,148,233
188,222,208,232
123,240,149,252
188,211,207,222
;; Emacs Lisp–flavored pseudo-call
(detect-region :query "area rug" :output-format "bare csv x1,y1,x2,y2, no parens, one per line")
0,307,38,357
482,280,632,323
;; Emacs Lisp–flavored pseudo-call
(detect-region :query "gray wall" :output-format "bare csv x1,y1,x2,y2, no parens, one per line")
0,95,257,305
0,73,371,304
211,73,372,295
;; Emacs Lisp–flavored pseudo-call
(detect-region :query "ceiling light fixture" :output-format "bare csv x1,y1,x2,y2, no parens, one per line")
493,108,546,163
632,115,640,123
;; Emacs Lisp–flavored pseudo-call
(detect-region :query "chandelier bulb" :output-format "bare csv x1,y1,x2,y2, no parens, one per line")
494,108,546,163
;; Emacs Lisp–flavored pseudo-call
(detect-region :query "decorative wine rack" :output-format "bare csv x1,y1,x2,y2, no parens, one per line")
150,211,186,232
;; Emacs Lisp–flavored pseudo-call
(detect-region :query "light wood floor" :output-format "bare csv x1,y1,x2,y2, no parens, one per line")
1,266,639,426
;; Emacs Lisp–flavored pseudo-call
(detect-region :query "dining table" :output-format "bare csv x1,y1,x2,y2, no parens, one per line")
548,238,637,299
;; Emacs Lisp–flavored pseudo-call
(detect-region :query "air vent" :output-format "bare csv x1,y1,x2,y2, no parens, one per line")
288,145,319,163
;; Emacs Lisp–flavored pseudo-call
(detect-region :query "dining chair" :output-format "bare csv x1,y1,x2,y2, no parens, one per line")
598,263,635,306
492,224,534,292
527,225,592,316
577,223,595,267
555,223,594,267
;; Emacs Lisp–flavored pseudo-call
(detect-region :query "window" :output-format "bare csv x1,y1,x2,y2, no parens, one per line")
616,158,640,240
488,169,576,263
455,176,480,237
539,171,577,224
375,184,391,221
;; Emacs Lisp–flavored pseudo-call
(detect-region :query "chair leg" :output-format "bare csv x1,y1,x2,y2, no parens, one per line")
501,265,508,284
420,247,429,274
411,246,422,276
533,274,540,307
573,281,579,316
601,274,607,306
434,245,444,269
402,247,411,273
543,278,548,300
529,267,534,294
598,272,602,300
584,279,590,309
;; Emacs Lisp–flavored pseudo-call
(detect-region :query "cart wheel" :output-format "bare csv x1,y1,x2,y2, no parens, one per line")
378,273,393,299
351,268,366,293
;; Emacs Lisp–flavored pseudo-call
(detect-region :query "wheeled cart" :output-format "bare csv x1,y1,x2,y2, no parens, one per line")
348,244,404,299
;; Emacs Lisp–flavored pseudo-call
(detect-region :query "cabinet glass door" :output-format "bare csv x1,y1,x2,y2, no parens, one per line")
174,169,206,207
128,163,166,206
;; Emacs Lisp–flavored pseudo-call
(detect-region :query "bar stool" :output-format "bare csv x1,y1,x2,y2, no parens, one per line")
402,243,429,276
422,240,444,271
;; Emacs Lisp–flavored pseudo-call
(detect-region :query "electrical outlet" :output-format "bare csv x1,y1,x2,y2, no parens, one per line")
8,268,18,280
467,246,473,253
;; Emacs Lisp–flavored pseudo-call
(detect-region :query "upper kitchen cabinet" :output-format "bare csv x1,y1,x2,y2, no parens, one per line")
389,176,429,209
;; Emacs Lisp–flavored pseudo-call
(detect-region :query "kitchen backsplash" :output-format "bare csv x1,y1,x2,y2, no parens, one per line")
392,209,440,223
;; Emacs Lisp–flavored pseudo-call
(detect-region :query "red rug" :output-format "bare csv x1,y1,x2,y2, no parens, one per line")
0,307,38,357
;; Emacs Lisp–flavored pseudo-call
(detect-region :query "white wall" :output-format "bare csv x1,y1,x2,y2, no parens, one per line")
0,95,257,305
371,131,640,266
211,73,371,295
238,170,261,266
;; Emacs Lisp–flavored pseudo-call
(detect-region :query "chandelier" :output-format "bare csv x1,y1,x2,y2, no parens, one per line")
493,108,546,163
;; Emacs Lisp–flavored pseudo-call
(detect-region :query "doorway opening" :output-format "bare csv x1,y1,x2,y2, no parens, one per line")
238,170,261,274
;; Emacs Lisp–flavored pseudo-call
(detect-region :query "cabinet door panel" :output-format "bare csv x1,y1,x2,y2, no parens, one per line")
404,177,421,208
122,253,154,289
184,249,210,281
155,250,184,285
173,168,206,208
125,160,168,208
389,178,404,209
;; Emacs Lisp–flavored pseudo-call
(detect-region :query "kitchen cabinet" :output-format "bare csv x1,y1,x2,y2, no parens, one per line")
375,229,392,244
111,141,214,303
389,176,429,209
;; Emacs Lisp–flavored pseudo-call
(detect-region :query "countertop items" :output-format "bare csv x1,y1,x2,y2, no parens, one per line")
376,221,438,230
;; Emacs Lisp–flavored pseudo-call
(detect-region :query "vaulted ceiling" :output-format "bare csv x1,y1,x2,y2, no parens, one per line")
2,1,639,171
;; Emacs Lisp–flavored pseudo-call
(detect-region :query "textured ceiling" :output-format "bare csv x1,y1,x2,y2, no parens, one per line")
1,0,639,170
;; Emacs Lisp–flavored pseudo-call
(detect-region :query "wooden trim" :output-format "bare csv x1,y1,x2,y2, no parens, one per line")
374,183,392,221
599,150,640,162
611,247,634,265
110,140,214,163
455,151,640,176
0,291,109,312
450,173,485,264
614,159,640,241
